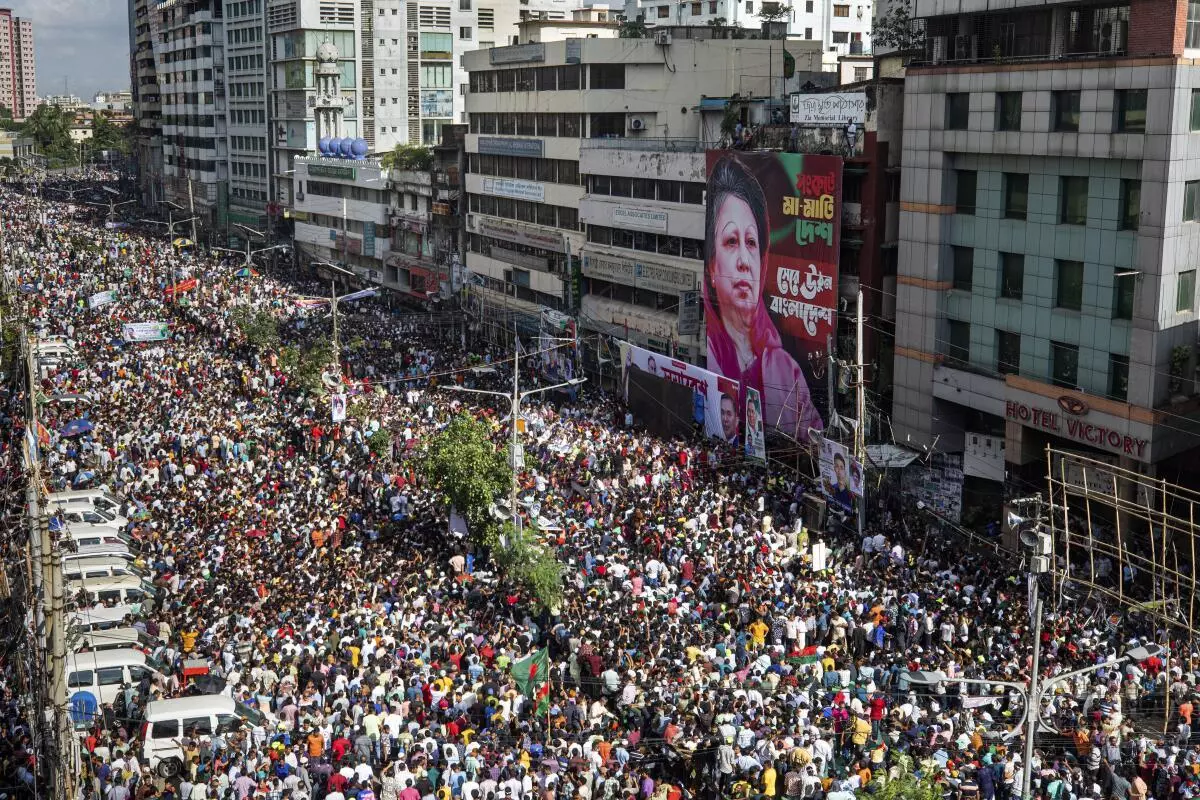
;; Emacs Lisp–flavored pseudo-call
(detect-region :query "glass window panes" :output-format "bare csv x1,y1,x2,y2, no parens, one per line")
1000,252,1024,299
1053,91,1081,132
947,320,970,365
151,719,180,738
1060,176,1088,224
1051,341,1079,388
1112,269,1135,319
951,246,973,290
1178,270,1196,313
1056,260,1084,310
946,93,969,130
1185,181,1200,222
1191,89,1200,131
1004,173,1028,219
996,92,1022,131
96,667,125,685
955,170,977,215
1108,354,1130,401
1120,179,1141,230
1116,89,1147,132
997,330,1020,375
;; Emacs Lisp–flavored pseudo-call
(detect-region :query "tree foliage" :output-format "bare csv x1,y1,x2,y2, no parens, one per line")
495,529,565,613
23,105,75,164
89,114,131,156
381,144,433,171
230,307,281,349
872,0,925,50
420,413,512,548
859,770,941,800
616,13,648,38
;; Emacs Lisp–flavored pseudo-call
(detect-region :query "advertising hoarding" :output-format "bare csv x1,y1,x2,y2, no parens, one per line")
818,437,863,513
789,92,868,125
122,322,169,342
621,341,739,443
703,151,841,442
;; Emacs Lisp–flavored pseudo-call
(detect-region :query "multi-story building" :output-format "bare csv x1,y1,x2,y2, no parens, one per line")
0,10,34,121
892,0,1200,494
154,0,227,234
223,0,271,231
621,0,871,60
129,0,163,207
462,36,822,349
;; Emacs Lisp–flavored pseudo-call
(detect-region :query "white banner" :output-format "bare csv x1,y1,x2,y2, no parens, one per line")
122,322,169,342
331,393,347,423
88,290,117,310
481,177,545,203
613,205,668,233
744,386,766,464
790,92,868,125
620,341,739,442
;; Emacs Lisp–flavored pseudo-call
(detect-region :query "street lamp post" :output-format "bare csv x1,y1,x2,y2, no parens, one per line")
311,261,358,368
446,336,584,538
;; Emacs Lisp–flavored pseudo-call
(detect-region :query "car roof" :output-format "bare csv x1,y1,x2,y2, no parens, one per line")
67,647,150,668
144,695,236,720
69,604,141,624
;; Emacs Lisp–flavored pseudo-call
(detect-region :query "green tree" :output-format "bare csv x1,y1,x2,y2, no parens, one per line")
420,413,512,548
22,105,74,163
872,0,925,50
381,144,433,171
757,3,792,37
495,529,565,613
230,307,281,349
89,114,130,155
859,770,941,800
616,13,648,38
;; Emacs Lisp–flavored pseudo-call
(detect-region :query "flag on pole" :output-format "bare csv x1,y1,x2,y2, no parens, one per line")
510,647,550,715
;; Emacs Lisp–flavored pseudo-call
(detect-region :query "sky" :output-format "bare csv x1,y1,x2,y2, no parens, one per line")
9,0,130,101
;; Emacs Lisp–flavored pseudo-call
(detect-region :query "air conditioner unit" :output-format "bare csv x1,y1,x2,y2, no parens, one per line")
654,29,672,45
1099,20,1124,53
629,117,646,131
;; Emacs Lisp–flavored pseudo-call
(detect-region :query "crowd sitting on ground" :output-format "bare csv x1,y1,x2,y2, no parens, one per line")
0,173,1197,800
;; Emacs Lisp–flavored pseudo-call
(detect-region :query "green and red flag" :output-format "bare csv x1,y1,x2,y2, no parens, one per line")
511,647,551,715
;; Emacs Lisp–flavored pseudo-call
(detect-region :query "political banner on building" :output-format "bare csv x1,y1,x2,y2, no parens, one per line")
744,386,766,464
818,437,863,513
620,341,739,443
330,393,348,423
538,309,577,385
704,151,841,443
122,322,169,342
88,290,117,310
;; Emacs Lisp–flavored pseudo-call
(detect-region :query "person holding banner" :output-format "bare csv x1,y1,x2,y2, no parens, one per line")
703,156,823,442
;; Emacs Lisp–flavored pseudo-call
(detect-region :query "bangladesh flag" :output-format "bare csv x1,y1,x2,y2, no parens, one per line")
511,647,551,715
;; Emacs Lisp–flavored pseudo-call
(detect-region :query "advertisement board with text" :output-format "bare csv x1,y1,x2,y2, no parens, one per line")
621,341,739,443
703,151,841,443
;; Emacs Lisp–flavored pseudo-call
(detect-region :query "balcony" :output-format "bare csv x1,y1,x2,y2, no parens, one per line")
581,137,704,153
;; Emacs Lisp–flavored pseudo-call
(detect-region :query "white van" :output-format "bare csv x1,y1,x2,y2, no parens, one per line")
63,556,148,582
49,487,124,516
69,604,143,636
73,626,160,655
66,648,170,711
62,542,137,565
63,526,138,551
68,575,157,611
142,695,268,778
52,503,130,529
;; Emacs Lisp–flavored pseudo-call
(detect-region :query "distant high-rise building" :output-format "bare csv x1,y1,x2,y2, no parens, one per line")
0,10,35,121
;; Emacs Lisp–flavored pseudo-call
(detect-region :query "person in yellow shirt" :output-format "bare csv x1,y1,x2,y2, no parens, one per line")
762,763,778,797
748,618,768,648
181,628,198,654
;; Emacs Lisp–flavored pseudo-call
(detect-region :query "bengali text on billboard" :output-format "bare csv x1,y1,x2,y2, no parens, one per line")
621,341,739,443
122,322,169,342
703,151,841,442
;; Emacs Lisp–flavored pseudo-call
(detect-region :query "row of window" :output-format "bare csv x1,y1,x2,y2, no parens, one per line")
467,154,581,186
476,275,566,312
947,89,1151,134
161,114,216,129
226,0,262,18
954,170,1140,229
467,194,580,230
231,161,267,179
229,109,265,125
468,112,630,138
229,82,264,98
587,224,704,261
468,65,615,94
159,46,214,65
228,54,263,72
160,69,215,86
945,322,1130,401
231,186,267,203
589,174,704,205
229,135,266,152
163,156,217,173
589,277,681,314
468,234,568,275
303,181,389,205
227,27,262,45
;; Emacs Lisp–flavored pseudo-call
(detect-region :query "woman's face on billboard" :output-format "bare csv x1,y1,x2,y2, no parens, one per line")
711,194,761,328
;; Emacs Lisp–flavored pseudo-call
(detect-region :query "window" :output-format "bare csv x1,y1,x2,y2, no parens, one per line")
1051,342,1079,388
805,27,812,38
691,1,701,12
997,330,1021,375
996,92,1022,131
1186,180,1200,222
951,246,973,290
746,1,753,11
832,31,848,43
854,67,869,81
1191,89,1200,131
1003,173,1028,220
1060,176,1088,224
658,5,670,16
1056,259,1084,311
1120,179,1141,230
709,1,717,11
1108,354,1130,401
833,3,850,14
806,0,813,8
1053,91,1080,131
1000,252,1024,299
184,716,214,736
947,320,970,366
955,169,977,214
589,64,624,90
1115,89,1147,132
1178,270,1196,313
946,93,969,130
459,26,472,38
1188,0,1200,49
68,670,94,688
96,667,125,685
1112,269,1135,319
151,720,180,738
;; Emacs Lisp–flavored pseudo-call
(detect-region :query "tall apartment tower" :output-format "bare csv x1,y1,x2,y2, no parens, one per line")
223,0,271,231
892,0,1200,494
129,0,163,207
0,10,35,121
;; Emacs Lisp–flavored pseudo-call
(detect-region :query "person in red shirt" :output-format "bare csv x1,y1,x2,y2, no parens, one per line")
869,692,887,738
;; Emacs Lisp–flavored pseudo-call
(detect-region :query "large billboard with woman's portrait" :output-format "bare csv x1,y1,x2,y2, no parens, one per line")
620,341,740,443
703,151,842,443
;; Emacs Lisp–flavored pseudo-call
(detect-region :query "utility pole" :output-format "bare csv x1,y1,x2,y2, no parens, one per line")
855,289,867,538
188,177,198,245
510,315,521,535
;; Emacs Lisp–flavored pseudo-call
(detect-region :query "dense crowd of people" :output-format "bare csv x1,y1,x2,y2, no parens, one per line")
0,173,1197,800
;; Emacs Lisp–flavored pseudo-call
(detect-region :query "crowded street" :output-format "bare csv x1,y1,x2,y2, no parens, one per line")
0,173,1195,800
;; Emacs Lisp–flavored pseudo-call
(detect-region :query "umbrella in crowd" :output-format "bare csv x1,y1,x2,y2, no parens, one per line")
59,418,94,437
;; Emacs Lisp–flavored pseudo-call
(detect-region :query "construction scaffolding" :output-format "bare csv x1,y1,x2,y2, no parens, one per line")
1044,446,1200,643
